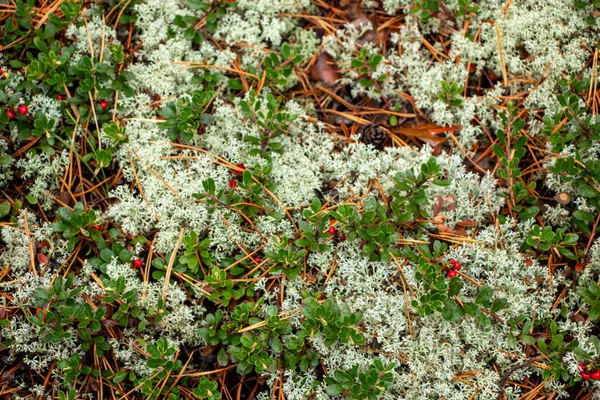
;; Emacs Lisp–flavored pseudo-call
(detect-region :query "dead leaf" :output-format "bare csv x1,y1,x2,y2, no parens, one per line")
445,194,457,212
433,195,444,216
198,345,217,357
59,191,74,207
456,219,477,227
37,239,50,249
437,224,455,234
310,53,340,87
391,124,458,146
36,253,48,265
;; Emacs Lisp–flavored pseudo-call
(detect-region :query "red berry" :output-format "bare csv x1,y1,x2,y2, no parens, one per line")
228,178,237,189
232,163,245,175
92,225,101,230
447,270,458,278
57,94,64,101
579,363,585,372
339,234,347,242
5,109,15,120
99,100,109,109
253,256,261,263
328,226,336,235
582,371,592,380
0,69,3,75
592,370,600,380
35,307,46,323
17,104,28,115
449,258,461,270
132,259,143,269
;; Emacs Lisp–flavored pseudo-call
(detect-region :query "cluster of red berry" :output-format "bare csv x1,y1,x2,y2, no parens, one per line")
443,258,461,278
5,104,28,119
228,163,246,188
579,363,600,380
326,224,346,242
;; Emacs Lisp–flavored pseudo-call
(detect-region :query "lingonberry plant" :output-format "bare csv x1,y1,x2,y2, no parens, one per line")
325,358,395,399
4,0,600,398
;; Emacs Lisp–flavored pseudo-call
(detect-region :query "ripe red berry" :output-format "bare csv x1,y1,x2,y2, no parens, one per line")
132,259,143,269
579,363,585,372
92,225,101,230
253,256,261,263
582,371,592,380
328,226,336,235
0,69,3,75
5,109,15,120
449,258,461,270
592,370,600,380
447,270,458,278
57,94,64,101
232,163,245,175
99,100,109,109
17,104,28,115
228,178,237,189
339,233,347,242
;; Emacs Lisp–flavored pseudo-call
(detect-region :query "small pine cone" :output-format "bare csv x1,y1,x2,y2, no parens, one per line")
359,124,388,150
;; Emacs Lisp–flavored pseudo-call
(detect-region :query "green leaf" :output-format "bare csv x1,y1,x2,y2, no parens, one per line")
100,249,115,263
491,298,508,313
0,202,10,218
113,371,128,383
518,206,539,220
475,286,494,307
573,210,594,222
217,348,228,366
549,334,564,351
146,358,165,369
326,384,344,395
590,304,600,321
228,78,243,91
463,302,480,317
521,335,535,345
577,184,599,198
448,277,462,297
441,299,464,322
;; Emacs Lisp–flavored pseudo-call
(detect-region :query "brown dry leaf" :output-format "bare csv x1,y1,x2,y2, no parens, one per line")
571,312,585,324
197,345,217,357
391,124,458,146
437,224,455,234
101,319,119,328
37,239,50,249
310,53,340,87
456,219,477,227
36,252,49,265
433,195,445,216
302,273,317,284
445,194,457,212
59,190,74,207
454,226,467,235
575,262,584,272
